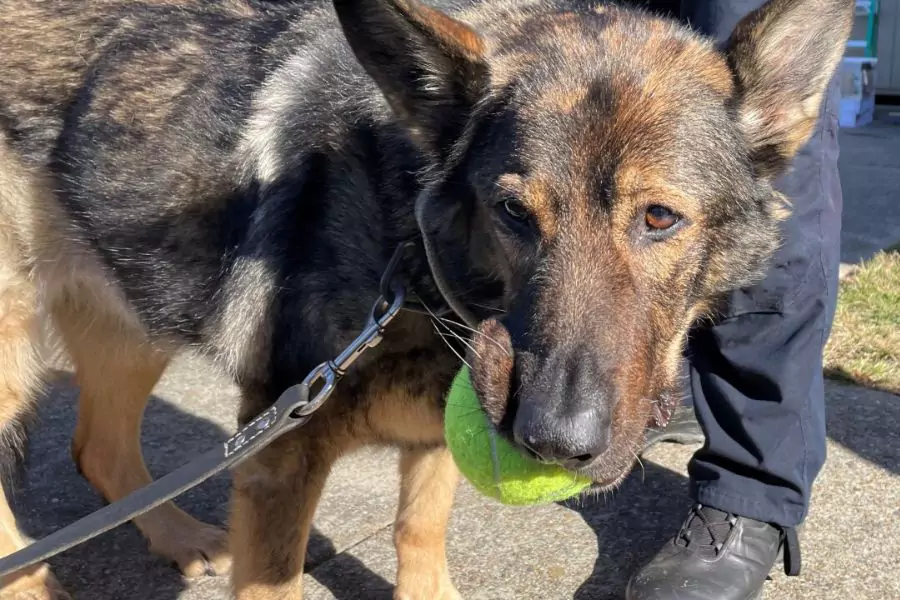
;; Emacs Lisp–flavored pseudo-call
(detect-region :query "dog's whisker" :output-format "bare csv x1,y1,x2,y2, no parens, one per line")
468,302,506,314
435,332,473,370
434,318,481,359
631,450,646,483
421,300,482,359
437,316,509,356
432,323,472,369
417,295,507,358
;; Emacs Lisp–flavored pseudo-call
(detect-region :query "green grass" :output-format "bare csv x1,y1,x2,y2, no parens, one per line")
824,250,900,394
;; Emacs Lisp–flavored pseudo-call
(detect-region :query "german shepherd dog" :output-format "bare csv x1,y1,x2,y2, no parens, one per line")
0,0,852,597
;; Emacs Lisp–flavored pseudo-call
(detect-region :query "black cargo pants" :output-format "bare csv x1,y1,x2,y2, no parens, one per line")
670,0,843,528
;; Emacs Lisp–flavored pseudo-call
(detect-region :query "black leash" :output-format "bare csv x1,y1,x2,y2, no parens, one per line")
0,243,413,580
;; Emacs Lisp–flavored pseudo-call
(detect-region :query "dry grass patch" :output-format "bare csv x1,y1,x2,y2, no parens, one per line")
824,250,900,394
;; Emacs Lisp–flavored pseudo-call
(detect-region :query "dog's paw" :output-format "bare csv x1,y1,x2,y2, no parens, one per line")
0,564,72,600
394,577,462,600
147,518,232,578
394,588,462,600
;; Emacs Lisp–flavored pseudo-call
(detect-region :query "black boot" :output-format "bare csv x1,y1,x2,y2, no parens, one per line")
626,504,801,600
640,405,705,455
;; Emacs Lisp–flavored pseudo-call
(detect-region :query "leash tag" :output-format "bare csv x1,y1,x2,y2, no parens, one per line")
224,406,277,457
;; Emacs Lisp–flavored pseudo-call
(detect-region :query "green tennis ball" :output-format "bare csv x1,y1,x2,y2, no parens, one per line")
444,366,592,506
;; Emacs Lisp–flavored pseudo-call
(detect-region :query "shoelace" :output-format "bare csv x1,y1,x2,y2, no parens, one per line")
675,503,802,576
782,524,801,576
675,504,737,557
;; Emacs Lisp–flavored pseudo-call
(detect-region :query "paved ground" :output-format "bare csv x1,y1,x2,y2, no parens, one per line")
11,115,900,599
837,106,900,263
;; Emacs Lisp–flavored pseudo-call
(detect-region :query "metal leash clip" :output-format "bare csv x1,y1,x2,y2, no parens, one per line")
293,241,410,419
294,278,406,419
222,279,406,456
225,245,409,453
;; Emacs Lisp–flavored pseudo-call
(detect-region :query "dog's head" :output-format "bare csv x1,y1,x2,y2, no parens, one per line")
334,0,853,488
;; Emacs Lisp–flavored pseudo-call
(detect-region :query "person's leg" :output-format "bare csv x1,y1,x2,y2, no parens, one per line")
683,0,841,539
628,0,843,598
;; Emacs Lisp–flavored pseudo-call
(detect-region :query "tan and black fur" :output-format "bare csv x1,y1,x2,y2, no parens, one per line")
0,0,853,598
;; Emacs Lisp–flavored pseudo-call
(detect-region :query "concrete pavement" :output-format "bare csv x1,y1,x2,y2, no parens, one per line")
16,357,899,600
837,107,900,264
10,118,900,599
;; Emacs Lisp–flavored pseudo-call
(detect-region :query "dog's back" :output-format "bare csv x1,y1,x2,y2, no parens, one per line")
1,0,335,343
0,3,372,591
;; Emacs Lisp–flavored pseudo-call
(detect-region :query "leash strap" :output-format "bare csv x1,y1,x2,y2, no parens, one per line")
0,383,312,579
0,244,412,579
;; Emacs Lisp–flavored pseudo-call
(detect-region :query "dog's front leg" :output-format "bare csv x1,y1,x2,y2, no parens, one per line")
0,269,69,599
229,428,339,600
393,446,461,600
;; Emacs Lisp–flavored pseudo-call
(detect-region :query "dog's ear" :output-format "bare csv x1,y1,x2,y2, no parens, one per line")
724,0,853,178
333,0,488,159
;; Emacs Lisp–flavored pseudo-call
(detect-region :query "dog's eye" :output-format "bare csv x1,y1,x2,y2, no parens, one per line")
645,205,679,231
502,199,530,222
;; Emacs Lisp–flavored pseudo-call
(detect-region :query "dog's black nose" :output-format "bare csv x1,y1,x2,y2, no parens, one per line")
513,401,612,469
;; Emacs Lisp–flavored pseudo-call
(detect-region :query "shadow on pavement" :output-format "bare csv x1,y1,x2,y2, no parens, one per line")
10,370,390,600
12,371,231,599
12,369,895,600
564,380,900,599
305,533,394,600
823,367,899,398
560,462,690,600
824,382,899,476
